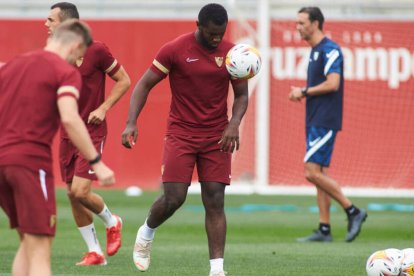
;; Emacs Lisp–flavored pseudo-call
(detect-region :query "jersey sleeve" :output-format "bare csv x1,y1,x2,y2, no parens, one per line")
56,67,82,100
149,41,175,79
322,45,343,76
94,42,121,77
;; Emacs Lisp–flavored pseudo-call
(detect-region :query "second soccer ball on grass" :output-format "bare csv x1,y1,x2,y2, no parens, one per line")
401,248,414,276
365,248,404,276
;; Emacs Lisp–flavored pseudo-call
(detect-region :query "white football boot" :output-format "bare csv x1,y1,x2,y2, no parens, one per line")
209,270,227,276
133,235,152,271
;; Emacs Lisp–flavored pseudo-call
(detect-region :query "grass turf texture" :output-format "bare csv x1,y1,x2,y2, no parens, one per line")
0,188,413,275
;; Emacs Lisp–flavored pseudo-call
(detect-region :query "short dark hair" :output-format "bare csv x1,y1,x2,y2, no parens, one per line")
298,7,324,31
198,3,228,27
51,2,79,21
53,19,92,47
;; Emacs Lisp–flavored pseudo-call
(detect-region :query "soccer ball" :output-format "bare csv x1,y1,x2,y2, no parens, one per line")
401,248,414,276
366,249,403,276
225,44,261,79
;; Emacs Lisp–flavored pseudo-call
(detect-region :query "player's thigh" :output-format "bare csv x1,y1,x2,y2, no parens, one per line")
23,233,53,254
74,136,106,181
197,136,232,185
162,135,197,183
0,166,18,228
2,166,56,236
59,138,77,183
162,182,190,204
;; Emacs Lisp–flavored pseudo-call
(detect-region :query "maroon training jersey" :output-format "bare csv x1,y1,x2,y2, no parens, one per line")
61,40,121,138
0,50,81,173
150,32,244,136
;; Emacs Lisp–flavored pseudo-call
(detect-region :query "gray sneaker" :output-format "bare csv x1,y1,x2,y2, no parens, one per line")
297,230,333,242
345,208,367,242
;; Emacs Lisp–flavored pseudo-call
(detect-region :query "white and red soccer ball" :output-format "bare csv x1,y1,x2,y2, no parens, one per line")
225,43,261,79
401,248,414,276
366,248,414,276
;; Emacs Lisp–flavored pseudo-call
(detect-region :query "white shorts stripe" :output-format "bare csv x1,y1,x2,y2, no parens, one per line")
100,139,104,153
304,130,333,162
38,169,48,201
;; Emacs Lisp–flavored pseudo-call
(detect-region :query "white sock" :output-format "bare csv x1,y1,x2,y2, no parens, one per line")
97,204,117,228
137,219,156,241
78,223,103,255
210,258,224,273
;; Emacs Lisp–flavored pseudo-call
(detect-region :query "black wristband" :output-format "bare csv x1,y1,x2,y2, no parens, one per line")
89,154,101,165
301,87,308,97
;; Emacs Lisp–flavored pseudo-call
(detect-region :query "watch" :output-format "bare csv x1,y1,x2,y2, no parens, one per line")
301,87,308,97
89,154,102,165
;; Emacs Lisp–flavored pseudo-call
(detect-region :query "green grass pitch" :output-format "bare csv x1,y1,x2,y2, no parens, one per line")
0,188,413,275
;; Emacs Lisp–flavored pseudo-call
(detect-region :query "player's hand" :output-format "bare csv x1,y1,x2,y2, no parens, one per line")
121,124,138,149
91,162,115,186
289,86,303,102
218,121,240,153
88,108,106,125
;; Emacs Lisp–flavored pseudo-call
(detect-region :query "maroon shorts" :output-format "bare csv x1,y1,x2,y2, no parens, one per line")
59,136,106,183
162,135,232,185
0,166,56,236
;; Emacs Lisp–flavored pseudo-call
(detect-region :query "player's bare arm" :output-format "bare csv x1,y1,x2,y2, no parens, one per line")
58,96,115,185
306,73,340,96
121,69,163,149
289,73,340,101
88,66,131,125
219,80,248,153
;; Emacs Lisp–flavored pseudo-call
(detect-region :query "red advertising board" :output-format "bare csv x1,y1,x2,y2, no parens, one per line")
1,19,413,189
266,21,414,188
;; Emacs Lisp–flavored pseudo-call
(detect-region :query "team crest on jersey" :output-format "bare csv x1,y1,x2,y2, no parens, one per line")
215,57,224,67
76,57,84,67
313,52,319,61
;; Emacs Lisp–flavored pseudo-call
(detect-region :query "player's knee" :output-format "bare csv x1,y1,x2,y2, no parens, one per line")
67,188,88,202
66,190,77,202
304,169,321,184
205,199,224,213
304,169,313,182
163,196,185,212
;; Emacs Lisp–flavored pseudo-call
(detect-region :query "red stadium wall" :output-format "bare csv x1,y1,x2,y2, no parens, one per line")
233,20,414,189
1,20,413,190
270,21,414,189
0,20,199,190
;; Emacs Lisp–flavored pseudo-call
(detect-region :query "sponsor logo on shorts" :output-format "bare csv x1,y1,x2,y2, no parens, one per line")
50,215,56,228
309,137,321,147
